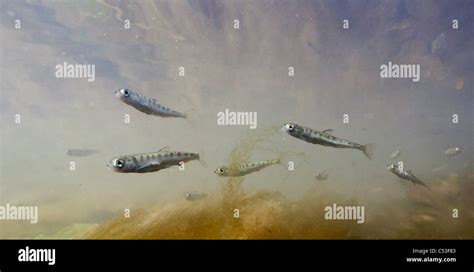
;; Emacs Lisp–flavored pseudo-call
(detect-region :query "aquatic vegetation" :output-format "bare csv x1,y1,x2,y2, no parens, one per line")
87,176,474,239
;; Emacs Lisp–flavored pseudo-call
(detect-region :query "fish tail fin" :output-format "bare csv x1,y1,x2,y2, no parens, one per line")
418,180,429,188
183,108,199,128
270,156,285,170
276,153,285,165
411,175,430,189
185,107,198,118
275,151,298,165
197,149,207,168
362,143,376,160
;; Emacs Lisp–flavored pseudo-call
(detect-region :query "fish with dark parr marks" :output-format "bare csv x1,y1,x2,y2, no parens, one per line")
185,192,208,201
108,147,200,173
282,123,375,159
387,164,426,187
444,147,461,157
214,159,280,177
115,88,186,118
314,170,329,181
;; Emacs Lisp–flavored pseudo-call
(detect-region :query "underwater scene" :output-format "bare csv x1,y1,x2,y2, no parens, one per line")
0,0,473,239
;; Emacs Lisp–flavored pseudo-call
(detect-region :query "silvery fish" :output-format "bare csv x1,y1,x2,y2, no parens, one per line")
444,147,461,157
67,149,99,157
115,88,186,118
314,170,328,181
214,159,280,177
430,32,448,55
282,123,375,160
107,148,200,173
387,164,426,187
185,192,208,201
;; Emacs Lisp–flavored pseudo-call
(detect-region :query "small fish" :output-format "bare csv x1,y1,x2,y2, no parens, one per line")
390,149,400,159
67,149,100,157
107,148,200,173
387,19,411,32
387,164,426,187
444,147,461,157
281,123,375,159
314,170,328,181
431,164,447,173
115,88,186,118
430,32,448,55
214,159,280,177
185,192,207,201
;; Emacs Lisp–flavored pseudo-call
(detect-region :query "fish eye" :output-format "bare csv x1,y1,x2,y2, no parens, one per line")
287,124,294,130
121,89,130,97
116,159,124,168
219,168,225,174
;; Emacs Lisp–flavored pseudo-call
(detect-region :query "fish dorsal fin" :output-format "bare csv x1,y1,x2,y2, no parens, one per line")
158,146,170,152
322,129,334,134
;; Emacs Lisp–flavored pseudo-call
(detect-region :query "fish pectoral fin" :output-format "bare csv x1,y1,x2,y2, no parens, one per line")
136,161,162,172
322,129,334,134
